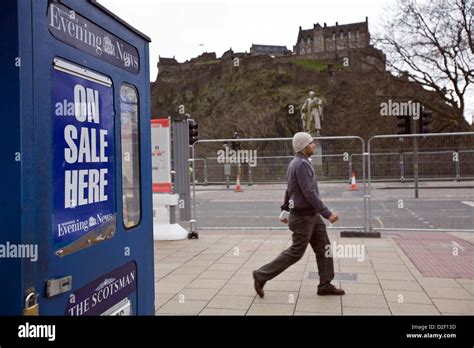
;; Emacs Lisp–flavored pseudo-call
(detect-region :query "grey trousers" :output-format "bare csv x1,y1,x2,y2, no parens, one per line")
254,214,334,290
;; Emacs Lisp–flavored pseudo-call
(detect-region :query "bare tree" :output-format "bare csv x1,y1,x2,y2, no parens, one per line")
377,0,473,118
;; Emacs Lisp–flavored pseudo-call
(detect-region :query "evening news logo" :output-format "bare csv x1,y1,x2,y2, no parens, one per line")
89,216,97,228
57,213,113,237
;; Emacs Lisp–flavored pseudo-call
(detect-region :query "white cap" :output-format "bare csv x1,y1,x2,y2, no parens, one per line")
292,132,314,153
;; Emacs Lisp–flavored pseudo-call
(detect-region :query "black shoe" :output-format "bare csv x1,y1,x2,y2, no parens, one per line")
253,271,265,298
317,284,345,296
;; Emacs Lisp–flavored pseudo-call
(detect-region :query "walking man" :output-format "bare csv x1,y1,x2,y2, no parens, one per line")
253,132,345,297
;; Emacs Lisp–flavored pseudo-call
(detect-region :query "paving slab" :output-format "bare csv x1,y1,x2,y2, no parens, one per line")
156,299,208,315
207,295,255,310
388,302,440,315
295,297,342,314
247,303,295,315
431,298,474,315
153,232,474,316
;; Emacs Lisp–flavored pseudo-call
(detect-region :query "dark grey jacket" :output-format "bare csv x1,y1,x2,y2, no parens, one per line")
281,153,332,219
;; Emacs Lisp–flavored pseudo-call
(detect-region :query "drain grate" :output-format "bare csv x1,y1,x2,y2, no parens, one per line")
306,272,358,282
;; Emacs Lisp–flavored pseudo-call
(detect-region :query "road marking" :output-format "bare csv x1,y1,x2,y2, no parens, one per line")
452,241,465,251
375,216,384,228
461,201,474,207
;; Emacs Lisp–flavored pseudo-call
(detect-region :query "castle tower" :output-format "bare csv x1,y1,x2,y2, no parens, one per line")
295,17,370,56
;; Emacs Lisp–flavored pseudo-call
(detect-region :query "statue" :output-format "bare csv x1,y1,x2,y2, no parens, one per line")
301,91,324,136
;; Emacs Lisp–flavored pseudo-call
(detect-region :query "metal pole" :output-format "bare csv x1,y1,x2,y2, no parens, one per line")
367,140,373,232
412,117,419,198
172,118,192,221
348,154,353,183
204,158,208,186
248,164,253,186
400,151,405,182
454,151,460,181
191,144,197,227
362,144,368,233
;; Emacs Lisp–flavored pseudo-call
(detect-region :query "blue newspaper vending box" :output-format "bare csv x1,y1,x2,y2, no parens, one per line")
1,0,155,315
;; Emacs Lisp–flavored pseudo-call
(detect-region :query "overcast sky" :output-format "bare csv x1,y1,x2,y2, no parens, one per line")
99,0,472,124
99,0,396,80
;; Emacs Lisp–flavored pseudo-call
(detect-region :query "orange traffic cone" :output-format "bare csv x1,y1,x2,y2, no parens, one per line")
234,174,243,192
350,171,358,191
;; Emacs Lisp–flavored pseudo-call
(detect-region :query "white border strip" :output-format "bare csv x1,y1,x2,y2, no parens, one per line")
53,58,112,87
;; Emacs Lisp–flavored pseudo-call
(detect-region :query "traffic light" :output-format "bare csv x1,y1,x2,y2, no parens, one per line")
188,119,198,145
419,107,433,133
231,132,240,151
396,115,411,135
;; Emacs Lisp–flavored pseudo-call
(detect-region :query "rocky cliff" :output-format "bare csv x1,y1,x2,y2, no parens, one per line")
151,54,471,140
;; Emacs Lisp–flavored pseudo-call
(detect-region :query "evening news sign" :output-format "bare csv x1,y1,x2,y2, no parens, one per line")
52,68,115,251
48,3,139,74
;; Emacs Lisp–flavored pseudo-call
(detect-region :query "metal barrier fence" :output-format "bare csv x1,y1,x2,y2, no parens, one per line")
353,150,474,182
192,150,474,185
189,132,474,233
190,136,367,231
367,132,474,233
191,154,361,185
191,137,365,184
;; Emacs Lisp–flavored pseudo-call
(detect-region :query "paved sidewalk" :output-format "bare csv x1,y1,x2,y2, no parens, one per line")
153,230,474,315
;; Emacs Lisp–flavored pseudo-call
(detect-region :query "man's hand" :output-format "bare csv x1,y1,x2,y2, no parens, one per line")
279,210,289,224
329,212,339,224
